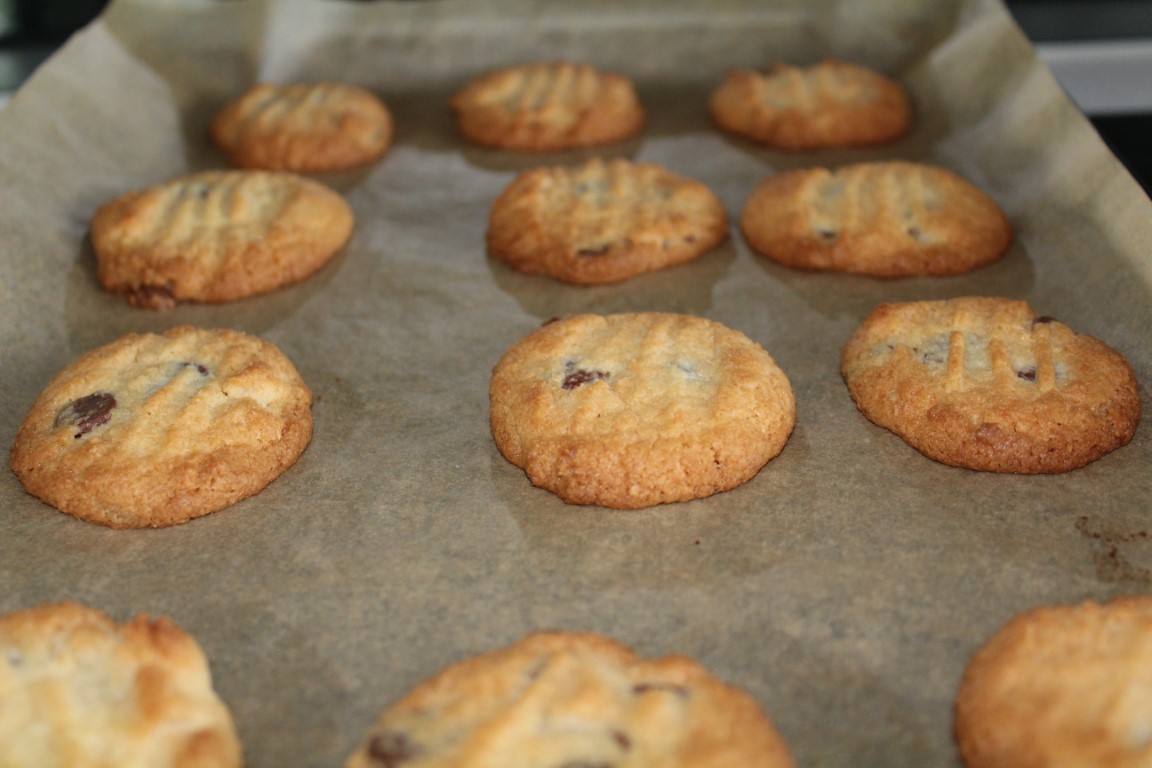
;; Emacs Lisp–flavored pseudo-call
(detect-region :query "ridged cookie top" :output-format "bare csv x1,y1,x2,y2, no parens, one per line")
9,326,314,527
955,596,1152,768
490,313,796,508
741,161,1013,277
710,59,911,149
91,170,354,307
211,81,393,172
841,297,1140,473
450,61,645,150
346,631,796,768
0,602,242,768
487,158,729,284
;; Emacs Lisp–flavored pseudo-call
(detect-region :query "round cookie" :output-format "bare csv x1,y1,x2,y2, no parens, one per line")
10,326,314,528
489,313,796,508
740,161,1013,277
487,158,730,285
345,631,797,768
92,170,354,309
709,58,911,150
450,61,645,151
955,596,1152,768
211,81,393,172
0,602,242,768
840,297,1140,473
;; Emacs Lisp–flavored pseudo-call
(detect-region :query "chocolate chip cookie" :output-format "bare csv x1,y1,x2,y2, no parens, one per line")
490,313,796,508
487,158,729,285
91,170,354,308
841,297,1140,472
211,81,393,172
740,161,1013,277
955,596,1152,768
0,601,242,767
710,58,912,150
450,61,645,151
10,326,314,528
345,631,796,768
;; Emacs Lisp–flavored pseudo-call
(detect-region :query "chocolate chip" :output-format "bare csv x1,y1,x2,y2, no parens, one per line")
1032,315,1057,327
178,361,210,376
125,283,176,310
1016,366,1037,382
612,731,631,751
54,392,116,439
816,228,838,241
366,731,420,766
562,368,609,390
576,245,611,257
906,226,922,239
632,681,689,697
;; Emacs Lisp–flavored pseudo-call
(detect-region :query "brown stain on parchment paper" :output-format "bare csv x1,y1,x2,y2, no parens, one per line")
1075,516,1152,585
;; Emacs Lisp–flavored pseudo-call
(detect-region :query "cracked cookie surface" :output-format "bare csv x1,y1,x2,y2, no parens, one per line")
10,326,313,527
0,601,241,768
450,61,645,151
345,631,796,768
709,58,911,150
211,81,392,172
840,297,1140,473
487,158,729,285
489,313,795,508
955,596,1152,768
92,170,354,308
740,161,1012,277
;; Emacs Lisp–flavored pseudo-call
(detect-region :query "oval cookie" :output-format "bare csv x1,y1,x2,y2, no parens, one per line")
211,81,393,172
346,631,796,768
741,161,1013,277
91,170,354,308
490,313,796,508
10,326,314,528
955,596,1152,768
840,297,1140,473
0,602,241,768
709,59,911,150
487,158,729,285
450,61,645,151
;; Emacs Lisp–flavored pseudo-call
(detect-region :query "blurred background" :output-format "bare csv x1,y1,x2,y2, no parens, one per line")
0,0,1148,192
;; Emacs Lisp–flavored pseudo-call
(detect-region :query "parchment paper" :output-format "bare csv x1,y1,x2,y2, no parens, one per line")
2,0,1150,765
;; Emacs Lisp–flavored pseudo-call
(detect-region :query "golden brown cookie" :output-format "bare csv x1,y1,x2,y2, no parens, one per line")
487,158,729,285
955,596,1152,768
709,58,912,150
840,297,1141,473
0,601,242,767
740,161,1013,277
10,326,314,528
450,61,645,151
490,313,796,508
91,170,354,309
345,631,796,768
211,81,393,172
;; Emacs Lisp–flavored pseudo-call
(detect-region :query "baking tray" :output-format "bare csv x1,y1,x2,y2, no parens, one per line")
1,0,1150,765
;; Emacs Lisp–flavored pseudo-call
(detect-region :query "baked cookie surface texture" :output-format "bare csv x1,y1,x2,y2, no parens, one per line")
10,326,314,528
0,602,242,768
345,631,796,768
840,297,1140,473
91,170,354,309
211,81,393,172
740,161,1013,277
487,158,730,285
450,61,645,151
489,313,796,508
955,596,1152,768
709,58,911,149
